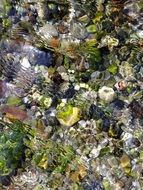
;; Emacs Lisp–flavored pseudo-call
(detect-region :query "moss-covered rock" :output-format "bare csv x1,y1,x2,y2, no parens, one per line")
56,104,81,127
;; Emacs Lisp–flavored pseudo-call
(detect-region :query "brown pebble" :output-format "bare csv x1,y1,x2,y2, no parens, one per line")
129,99,143,118
57,23,68,34
0,105,28,121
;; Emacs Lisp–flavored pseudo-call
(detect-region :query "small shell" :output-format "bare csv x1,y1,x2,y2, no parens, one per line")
115,80,127,91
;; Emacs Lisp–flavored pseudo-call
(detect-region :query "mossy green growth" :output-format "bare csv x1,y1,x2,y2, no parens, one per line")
39,96,52,109
56,104,81,127
139,151,143,161
2,0,12,16
33,184,45,190
0,120,34,175
86,48,101,63
32,140,75,173
3,18,12,29
103,179,112,190
107,64,118,74
86,24,97,33
78,40,101,65
92,12,103,23
99,147,111,157
54,144,75,173
64,55,70,69
70,183,84,190
7,96,22,106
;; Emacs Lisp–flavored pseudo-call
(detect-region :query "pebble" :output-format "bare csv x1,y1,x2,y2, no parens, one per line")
137,30,143,38
63,87,76,99
120,154,131,171
111,99,125,110
90,147,101,158
89,104,105,120
129,99,143,118
80,83,89,89
39,23,59,39
45,115,59,126
98,86,116,103
74,84,80,91
78,120,87,128
57,106,81,127
119,62,134,78
70,21,88,39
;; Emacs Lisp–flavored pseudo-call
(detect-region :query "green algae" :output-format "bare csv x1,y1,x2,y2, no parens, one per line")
107,64,118,75
0,120,34,176
6,96,22,106
57,104,81,127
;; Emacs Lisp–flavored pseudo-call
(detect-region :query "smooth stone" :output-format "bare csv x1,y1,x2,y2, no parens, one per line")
39,23,59,38
70,22,88,39
98,86,116,103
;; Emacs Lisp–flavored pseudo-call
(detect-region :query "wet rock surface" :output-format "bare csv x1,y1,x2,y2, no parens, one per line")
0,0,143,189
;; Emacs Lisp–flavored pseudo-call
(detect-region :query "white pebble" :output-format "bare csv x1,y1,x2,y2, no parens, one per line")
98,86,116,103
74,84,80,90
78,120,87,128
137,30,143,38
61,99,67,103
90,147,101,158
21,57,31,69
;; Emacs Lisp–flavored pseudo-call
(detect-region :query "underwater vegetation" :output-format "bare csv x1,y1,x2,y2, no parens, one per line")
0,0,143,189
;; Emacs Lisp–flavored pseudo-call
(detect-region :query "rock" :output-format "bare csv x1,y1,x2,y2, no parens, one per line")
102,117,110,132
108,123,123,139
102,179,112,190
56,105,81,127
114,80,127,91
39,23,59,39
120,154,131,174
45,115,59,126
119,62,134,78
38,96,52,109
112,181,125,190
78,15,90,23
63,86,76,99
89,104,105,120
98,35,119,51
70,21,88,39
84,181,104,190
90,147,101,158
137,30,143,38
98,86,116,103
129,99,143,118
0,105,28,121
70,164,87,182
0,175,11,186
111,99,125,110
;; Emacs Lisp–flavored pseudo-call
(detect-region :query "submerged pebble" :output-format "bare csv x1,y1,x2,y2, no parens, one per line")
39,23,59,38
0,105,28,121
56,104,81,127
98,86,116,103
0,0,143,189
129,99,143,118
